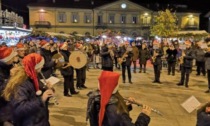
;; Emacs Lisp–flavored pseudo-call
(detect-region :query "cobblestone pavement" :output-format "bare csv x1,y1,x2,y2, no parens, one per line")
49,66,209,126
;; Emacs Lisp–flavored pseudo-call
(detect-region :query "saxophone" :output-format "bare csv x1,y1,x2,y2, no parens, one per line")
152,50,157,63
179,50,185,65
108,46,115,61
118,50,129,64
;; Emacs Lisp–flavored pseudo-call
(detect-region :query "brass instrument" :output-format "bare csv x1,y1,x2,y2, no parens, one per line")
118,50,129,64
124,98,163,116
152,50,158,63
108,45,115,61
40,72,59,106
179,50,185,65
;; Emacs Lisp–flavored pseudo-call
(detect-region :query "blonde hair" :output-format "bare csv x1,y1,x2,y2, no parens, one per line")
3,66,28,101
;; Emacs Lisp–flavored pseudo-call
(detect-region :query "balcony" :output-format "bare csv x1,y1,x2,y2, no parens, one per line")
184,24,198,30
95,23,107,29
34,21,51,28
141,23,151,29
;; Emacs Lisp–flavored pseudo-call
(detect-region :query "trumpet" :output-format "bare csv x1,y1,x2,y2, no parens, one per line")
124,98,163,116
40,72,59,106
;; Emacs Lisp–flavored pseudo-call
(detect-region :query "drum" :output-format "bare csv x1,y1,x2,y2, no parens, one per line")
52,53,65,68
69,51,87,69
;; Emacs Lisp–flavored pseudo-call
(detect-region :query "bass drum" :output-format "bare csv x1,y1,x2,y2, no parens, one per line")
69,51,87,69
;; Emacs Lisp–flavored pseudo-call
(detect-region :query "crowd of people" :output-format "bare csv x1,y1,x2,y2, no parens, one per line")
0,37,210,126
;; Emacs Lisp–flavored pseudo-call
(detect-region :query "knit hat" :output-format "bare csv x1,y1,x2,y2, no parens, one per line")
59,42,68,50
98,71,120,126
16,43,26,50
0,47,17,62
75,43,83,49
22,53,45,96
40,40,49,48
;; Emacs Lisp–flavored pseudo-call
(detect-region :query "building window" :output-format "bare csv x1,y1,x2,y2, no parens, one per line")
132,16,137,24
188,15,195,26
58,12,66,23
84,14,91,23
97,15,103,24
109,14,115,24
142,13,149,25
72,13,79,23
121,15,126,24
39,13,45,21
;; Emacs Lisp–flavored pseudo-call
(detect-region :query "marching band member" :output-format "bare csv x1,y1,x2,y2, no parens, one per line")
204,43,210,93
39,40,58,79
0,47,18,125
119,41,133,84
3,53,53,126
166,44,177,76
75,43,88,89
195,41,206,76
152,40,163,84
59,42,79,97
131,42,139,73
87,71,151,126
177,40,195,88
139,43,150,73
100,38,114,71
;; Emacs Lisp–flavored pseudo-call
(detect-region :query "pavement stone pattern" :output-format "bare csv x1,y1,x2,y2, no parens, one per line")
49,66,209,126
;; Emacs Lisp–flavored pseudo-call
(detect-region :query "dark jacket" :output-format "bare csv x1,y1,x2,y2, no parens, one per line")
152,49,163,65
196,103,210,126
59,50,74,76
183,48,195,68
139,48,150,64
12,78,50,126
205,52,210,70
0,61,13,123
40,48,55,79
166,48,177,62
119,46,133,66
100,45,113,68
195,48,205,62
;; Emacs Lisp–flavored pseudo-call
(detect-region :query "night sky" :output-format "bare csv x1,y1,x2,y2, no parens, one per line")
1,0,210,30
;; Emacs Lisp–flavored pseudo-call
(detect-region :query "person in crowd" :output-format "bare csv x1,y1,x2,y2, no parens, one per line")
131,42,139,73
100,38,114,71
3,53,54,126
59,42,79,97
28,40,38,54
166,44,177,76
119,42,133,84
87,71,151,126
196,102,210,126
195,41,206,76
113,43,121,70
152,40,163,84
204,44,210,93
93,40,100,69
39,40,58,79
139,43,150,73
0,47,18,126
15,43,27,65
75,43,88,90
177,40,195,88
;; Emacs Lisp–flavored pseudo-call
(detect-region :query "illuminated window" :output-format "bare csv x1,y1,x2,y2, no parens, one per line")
132,16,137,24
109,14,115,24
121,15,126,24
58,12,66,23
72,13,79,23
188,15,194,26
84,14,91,23
142,13,149,25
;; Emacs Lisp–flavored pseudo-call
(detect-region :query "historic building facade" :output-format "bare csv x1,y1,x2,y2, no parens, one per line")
28,0,200,38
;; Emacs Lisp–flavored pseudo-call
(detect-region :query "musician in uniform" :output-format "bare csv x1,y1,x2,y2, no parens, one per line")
139,43,150,73
75,43,88,89
0,47,18,126
131,42,139,73
195,41,206,76
177,40,195,88
119,42,133,84
39,40,57,79
59,42,79,97
87,71,151,126
100,39,114,71
166,44,177,76
152,40,163,84
3,53,53,126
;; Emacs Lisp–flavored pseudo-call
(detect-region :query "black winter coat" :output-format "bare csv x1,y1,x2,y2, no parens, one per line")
59,50,74,76
183,48,195,68
0,61,13,123
195,48,205,62
100,45,113,68
152,49,163,65
139,48,150,64
40,48,55,79
166,49,177,62
12,78,50,126
196,103,210,126
119,46,133,66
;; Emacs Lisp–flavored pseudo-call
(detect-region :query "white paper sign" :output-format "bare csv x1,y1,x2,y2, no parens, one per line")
41,76,60,86
181,96,201,113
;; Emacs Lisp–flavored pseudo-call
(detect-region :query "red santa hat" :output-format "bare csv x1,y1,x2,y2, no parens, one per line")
0,47,17,63
185,40,191,45
40,40,49,48
75,43,83,49
59,42,68,50
16,43,26,50
98,71,120,126
22,53,45,96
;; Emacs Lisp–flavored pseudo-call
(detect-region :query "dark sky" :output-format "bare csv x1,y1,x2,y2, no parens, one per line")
1,0,210,29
